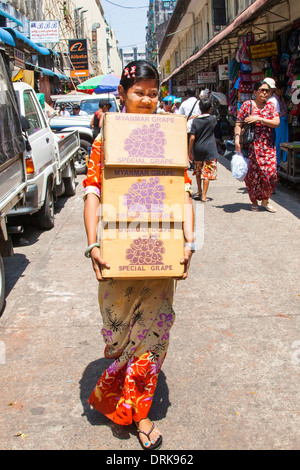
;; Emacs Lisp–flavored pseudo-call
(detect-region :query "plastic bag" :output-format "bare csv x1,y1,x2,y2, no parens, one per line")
231,152,249,181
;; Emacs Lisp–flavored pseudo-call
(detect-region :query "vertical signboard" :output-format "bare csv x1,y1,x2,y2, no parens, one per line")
68,39,89,78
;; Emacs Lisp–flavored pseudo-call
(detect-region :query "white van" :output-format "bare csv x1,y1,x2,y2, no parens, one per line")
52,93,120,116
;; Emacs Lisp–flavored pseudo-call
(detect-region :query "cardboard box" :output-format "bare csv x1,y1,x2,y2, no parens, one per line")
102,112,188,168
100,222,184,279
101,167,185,222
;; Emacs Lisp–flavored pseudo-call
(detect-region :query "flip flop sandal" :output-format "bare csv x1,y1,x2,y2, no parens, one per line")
251,205,259,211
261,204,276,213
135,422,163,450
193,192,202,200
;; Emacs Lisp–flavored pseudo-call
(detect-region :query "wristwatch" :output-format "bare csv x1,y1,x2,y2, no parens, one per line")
184,241,196,252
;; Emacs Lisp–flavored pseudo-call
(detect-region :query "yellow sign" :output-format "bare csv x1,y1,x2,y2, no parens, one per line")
166,60,170,74
250,41,278,59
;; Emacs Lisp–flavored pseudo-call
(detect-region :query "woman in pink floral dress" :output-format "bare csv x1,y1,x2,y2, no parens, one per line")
234,81,280,212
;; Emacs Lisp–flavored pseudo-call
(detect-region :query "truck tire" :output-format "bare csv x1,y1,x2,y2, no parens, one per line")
63,163,76,197
0,255,5,314
75,139,90,175
37,182,55,230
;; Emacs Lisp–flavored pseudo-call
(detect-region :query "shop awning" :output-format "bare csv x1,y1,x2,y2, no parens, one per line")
0,27,15,46
0,8,23,27
161,0,284,84
25,62,68,80
3,27,50,55
39,66,68,80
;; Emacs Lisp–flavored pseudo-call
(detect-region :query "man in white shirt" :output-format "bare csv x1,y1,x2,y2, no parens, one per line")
263,78,280,113
58,103,70,116
179,88,201,170
73,104,88,116
178,88,201,119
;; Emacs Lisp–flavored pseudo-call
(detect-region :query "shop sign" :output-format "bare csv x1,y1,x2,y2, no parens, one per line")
250,41,278,59
30,21,59,43
14,48,25,68
68,39,89,78
187,79,198,86
166,60,170,74
197,72,216,84
218,64,228,80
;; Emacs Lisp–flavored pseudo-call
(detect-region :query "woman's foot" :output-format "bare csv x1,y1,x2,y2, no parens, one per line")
261,200,276,213
193,191,202,200
134,418,162,450
261,204,276,213
251,200,259,211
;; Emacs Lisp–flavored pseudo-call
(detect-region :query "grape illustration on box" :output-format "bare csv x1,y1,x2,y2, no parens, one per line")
126,238,165,265
124,176,166,216
124,123,166,158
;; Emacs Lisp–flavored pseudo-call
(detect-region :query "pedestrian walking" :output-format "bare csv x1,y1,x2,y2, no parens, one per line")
82,60,194,450
90,101,112,141
188,98,218,202
234,80,280,212
178,89,201,171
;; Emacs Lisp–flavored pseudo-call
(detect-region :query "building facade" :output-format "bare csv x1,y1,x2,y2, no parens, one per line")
0,0,122,101
120,47,146,68
159,0,300,97
146,0,176,67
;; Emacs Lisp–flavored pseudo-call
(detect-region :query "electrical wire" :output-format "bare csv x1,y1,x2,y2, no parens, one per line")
102,0,148,9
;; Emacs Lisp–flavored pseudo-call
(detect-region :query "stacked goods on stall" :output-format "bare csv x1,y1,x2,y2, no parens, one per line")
100,112,188,279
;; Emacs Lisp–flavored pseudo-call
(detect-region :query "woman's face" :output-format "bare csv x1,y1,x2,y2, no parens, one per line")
254,84,270,103
118,79,159,114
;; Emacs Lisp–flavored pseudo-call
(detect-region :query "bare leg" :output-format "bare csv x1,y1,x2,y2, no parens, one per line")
202,179,209,201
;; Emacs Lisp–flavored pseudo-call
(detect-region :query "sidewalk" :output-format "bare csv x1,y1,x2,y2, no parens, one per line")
0,155,299,450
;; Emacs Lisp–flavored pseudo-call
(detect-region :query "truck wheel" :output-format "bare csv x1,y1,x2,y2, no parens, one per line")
75,139,90,175
37,183,55,230
63,163,76,197
0,255,5,314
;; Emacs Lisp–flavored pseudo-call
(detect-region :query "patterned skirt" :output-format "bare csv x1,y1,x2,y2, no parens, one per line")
88,278,175,425
245,142,277,203
193,159,217,180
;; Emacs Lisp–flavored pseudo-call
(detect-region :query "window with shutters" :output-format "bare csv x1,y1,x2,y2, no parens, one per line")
212,0,227,26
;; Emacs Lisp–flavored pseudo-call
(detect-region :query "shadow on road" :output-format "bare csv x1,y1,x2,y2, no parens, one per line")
79,357,171,442
218,155,300,219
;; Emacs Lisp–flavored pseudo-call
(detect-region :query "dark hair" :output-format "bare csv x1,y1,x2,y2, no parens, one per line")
120,60,159,92
276,80,286,89
253,80,270,91
99,101,111,108
73,104,80,110
186,88,196,97
199,98,212,113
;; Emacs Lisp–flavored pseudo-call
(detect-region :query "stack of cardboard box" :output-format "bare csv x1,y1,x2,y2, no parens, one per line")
100,112,188,279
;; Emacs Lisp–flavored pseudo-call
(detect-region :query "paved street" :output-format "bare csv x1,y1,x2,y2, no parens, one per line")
0,155,299,450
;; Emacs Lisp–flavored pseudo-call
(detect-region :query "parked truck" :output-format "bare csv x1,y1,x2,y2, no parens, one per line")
8,82,80,230
0,44,27,311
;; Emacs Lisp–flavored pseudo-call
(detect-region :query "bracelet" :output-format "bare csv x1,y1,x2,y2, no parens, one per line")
84,242,100,258
184,241,195,252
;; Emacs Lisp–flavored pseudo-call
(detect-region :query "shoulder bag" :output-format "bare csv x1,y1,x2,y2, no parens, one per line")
240,100,254,146
187,99,199,133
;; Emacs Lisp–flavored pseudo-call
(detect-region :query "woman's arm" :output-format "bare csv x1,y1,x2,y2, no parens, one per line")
84,194,110,281
234,122,243,153
180,191,195,279
245,114,280,128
